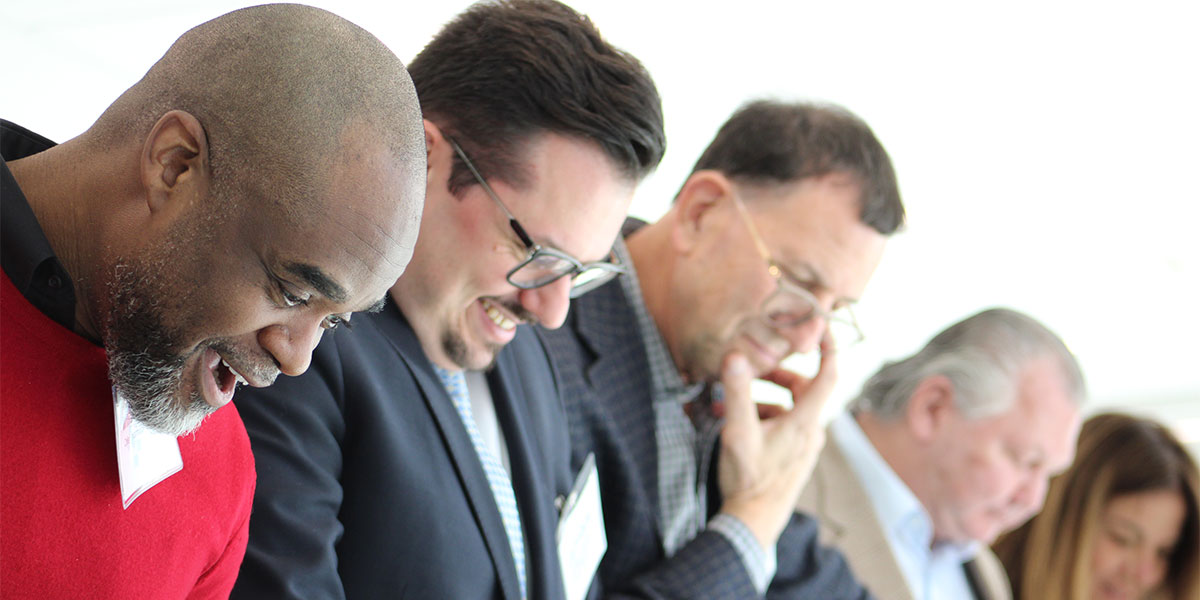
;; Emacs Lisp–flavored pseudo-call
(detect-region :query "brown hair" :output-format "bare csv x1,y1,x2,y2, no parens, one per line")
993,412,1200,600
408,0,664,195
688,99,904,235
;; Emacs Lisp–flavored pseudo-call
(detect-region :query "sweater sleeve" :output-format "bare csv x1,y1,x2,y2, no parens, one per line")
187,494,253,600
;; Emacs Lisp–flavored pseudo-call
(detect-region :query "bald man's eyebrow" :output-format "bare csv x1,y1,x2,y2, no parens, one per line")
284,262,348,304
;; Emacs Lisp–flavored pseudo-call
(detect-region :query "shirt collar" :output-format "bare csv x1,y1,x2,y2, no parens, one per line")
2,119,78,331
832,412,930,544
832,413,978,560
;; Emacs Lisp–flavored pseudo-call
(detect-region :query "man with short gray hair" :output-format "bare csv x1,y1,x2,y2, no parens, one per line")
796,308,1086,600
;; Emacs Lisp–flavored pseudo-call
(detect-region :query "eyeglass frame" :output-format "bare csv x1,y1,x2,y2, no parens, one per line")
729,190,865,344
447,138,626,298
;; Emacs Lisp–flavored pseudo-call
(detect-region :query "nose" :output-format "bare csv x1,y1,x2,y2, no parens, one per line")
1012,474,1049,515
1133,551,1166,590
779,315,826,355
518,276,572,330
258,315,326,377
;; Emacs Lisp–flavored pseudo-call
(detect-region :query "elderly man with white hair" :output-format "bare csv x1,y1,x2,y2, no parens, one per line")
796,308,1086,600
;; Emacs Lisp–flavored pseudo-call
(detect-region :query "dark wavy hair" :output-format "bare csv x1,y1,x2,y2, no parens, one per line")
408,0,665,195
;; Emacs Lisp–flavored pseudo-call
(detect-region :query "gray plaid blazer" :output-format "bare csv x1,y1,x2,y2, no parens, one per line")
539,229,874,599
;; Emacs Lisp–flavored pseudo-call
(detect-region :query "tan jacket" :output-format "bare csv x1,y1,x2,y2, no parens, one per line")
796,426,1012,600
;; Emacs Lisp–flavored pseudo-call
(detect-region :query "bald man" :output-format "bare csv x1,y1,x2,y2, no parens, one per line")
0,5,424,598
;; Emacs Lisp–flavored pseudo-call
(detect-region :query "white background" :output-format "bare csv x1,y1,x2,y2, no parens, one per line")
3,1,1197,454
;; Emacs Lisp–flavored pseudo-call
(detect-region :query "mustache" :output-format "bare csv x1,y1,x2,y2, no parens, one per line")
485,296,539,326
207,339,281,387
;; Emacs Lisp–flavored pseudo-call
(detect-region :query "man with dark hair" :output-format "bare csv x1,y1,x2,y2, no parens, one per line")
539,99,905,598
232,1,665,598
0,5,424,598
798,308,1084,600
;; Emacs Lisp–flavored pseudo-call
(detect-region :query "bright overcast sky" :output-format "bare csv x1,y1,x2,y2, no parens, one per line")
3,0,1197,448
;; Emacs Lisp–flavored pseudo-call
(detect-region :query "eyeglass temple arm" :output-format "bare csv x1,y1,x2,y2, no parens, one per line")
730,192,777,269
449,137,537,249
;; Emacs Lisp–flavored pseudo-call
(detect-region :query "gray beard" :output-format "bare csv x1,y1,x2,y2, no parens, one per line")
107,345,214,436
103,261,215,436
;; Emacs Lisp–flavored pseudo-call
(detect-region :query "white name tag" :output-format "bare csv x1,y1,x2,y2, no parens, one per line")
557,453,607,600
113,389,183,509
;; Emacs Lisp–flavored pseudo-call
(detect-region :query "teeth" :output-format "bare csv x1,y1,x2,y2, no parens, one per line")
483,301,516,331
220,358,249,386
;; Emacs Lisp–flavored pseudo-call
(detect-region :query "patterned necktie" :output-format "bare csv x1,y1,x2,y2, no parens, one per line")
434,366,527,598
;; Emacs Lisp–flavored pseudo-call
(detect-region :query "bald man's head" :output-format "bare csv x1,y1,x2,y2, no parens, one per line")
70,4,426,434
93,3,424,217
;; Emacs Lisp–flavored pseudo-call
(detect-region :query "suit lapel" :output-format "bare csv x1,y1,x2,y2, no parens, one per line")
488,339,565,600
963,549,1013,600
571,279,661,525
372,304,523,600
963,559,987,600
812,438,915,600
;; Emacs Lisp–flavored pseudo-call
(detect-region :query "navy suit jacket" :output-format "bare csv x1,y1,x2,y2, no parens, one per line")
537,270,874,599
232,301,574,599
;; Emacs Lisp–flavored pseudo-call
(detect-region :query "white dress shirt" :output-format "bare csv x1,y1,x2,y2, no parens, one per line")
831,413,978,600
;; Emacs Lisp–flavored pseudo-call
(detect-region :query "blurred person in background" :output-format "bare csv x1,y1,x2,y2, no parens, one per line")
993,412,1200,600
797,308,1087,600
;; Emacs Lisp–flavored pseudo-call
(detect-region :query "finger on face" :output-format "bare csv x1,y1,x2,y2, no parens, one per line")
719,352,761,432
811,329,838,391
757,368,821,421
708,401,786,420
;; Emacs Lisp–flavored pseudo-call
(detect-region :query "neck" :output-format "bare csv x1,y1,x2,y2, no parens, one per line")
625,217,688,377
8,136,139,342
856,412,936,516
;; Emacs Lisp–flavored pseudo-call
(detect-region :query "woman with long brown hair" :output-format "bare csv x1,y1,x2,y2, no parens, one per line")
993,412,1199,600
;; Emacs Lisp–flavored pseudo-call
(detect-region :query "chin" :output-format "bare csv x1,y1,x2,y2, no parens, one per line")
127,388,215,437
441,332,501,371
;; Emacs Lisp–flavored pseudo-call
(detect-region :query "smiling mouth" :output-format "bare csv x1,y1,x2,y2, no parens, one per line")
208,352,252,397
481,298,517,331
218,357,250,387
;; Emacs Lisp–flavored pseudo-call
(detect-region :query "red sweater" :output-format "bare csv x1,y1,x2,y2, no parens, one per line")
1,273,255,599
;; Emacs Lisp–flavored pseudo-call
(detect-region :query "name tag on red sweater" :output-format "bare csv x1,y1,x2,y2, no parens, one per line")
113,390,183,509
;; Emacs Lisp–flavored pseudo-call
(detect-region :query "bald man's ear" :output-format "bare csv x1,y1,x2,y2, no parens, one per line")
671,170,731,254
423,119,442,169
140,110,208,215
907,375,957,443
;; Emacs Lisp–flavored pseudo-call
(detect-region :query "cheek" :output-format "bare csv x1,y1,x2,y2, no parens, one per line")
955,455,1015,510
177,276,278,341
1090,536,1121,578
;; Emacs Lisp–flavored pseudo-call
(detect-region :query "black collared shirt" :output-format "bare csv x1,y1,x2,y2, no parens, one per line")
1,119,77,331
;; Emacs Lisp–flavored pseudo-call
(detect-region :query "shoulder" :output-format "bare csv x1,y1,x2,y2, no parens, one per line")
173,403,256,537
184,404,255,492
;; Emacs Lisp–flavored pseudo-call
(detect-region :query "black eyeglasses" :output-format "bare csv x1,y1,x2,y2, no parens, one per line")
730,191,865,346
449,138,625,298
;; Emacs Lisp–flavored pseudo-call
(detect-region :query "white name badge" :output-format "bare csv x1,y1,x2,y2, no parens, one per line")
113,389,183,509
557,453,607,600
